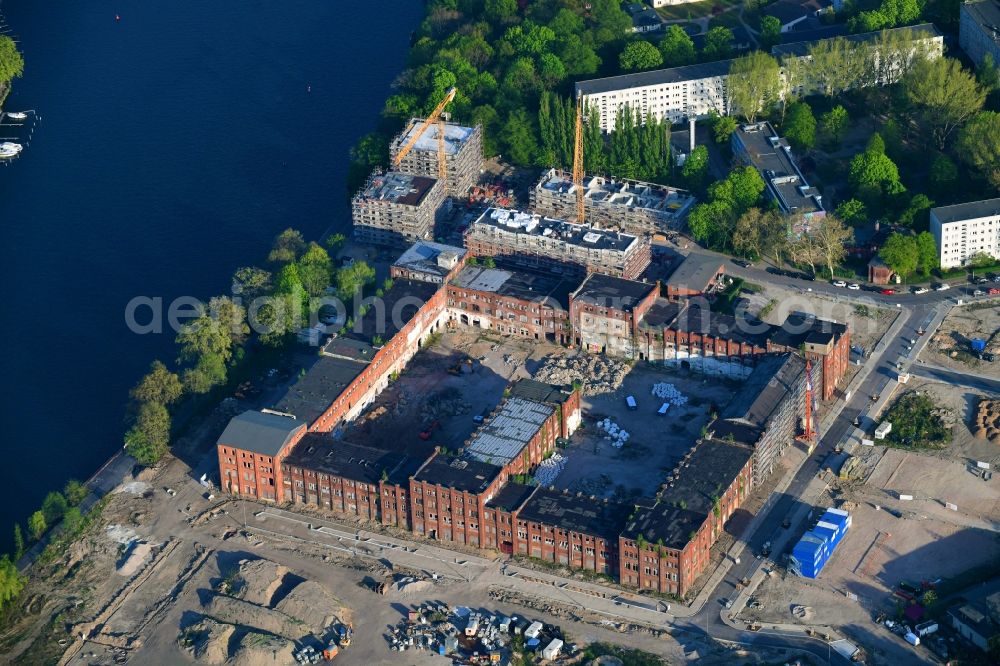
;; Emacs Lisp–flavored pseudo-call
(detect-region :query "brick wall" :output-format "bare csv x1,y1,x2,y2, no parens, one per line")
217,430,305,502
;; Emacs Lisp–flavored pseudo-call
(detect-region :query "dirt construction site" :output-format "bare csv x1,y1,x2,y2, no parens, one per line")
924,299,1000,372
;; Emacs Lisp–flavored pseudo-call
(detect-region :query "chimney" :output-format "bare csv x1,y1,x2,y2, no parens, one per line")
689,117,696,154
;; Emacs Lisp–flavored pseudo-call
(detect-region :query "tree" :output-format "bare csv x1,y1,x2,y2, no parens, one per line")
558,35,601,76
760,211,790,266
0,555,24,611
903,57,985,149
588,0,632,46
124,401,171,466
759,16,782,50
921,589,938,607
28,511,46,541
727,52,781,124
231,266,271,299
502,108,539,165
681,145,709,191
619,41,663,72
267,228,306,264
819,105,849,148
504,22,555,55
789,232,824,275
64,479,88,506
335,260,377,299
709,166,765,215
62,507,83,534
659,25,696,67
928,153,958,196
702,27,733,62
0,36,24,84
956,111,1000,189
41,491,68,525
835,199,867,226
879,232,919,276
324,233,346,254
806,37,865,97
130,360,183,405
812,216,854,277
978,53,1000,92
899,193,933,229
182,351,227,394
13,524,24,561
485,0,517,23
915,231,938,276
175,296,246,364
297,242,333,297
538,52,566,86
732,208,777,258
711,114,738,144
849,144,901,192
783,102,816,150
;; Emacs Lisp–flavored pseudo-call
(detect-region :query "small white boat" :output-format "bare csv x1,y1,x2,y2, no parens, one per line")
0,142,23,158
4,111,27,121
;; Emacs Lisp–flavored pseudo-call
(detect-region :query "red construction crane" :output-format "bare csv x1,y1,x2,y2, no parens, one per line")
797,359,817,444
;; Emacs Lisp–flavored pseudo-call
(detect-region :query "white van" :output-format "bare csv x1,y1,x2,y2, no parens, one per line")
658,402,670,416
625,396,638,411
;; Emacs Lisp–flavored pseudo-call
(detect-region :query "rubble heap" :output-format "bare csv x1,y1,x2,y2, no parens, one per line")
974,398,1000,444
533,354,630,396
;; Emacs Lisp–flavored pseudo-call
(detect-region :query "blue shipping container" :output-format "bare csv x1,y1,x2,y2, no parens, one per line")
792,509,851,578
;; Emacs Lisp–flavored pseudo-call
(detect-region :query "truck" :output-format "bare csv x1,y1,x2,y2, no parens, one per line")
625,395,638,411
915,620,939,637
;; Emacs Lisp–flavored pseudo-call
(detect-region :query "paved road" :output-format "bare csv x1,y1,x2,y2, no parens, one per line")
910,363,1000,394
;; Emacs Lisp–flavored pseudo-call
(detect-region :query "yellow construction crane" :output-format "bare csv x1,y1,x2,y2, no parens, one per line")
572,93,585,224
393,87,457,192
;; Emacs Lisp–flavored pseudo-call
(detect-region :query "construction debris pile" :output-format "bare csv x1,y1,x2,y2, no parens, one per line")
421,388,471,422
385,603,571,663
973,398,1000,444
533,354,630,396
596,418,630,448
534,453,568,486
651,382,689,406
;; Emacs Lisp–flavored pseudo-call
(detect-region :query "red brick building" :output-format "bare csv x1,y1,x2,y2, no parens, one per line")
446,265,575,344
512,487,628,575
619,438,755,597
409,453,507,547
663,255,725,300
390,240,467,285
216,410,307,502
767,314,851,401
569,273,659,358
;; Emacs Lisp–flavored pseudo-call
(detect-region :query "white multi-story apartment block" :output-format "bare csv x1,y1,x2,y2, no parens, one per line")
577,24,942,132
960,0,1000,68
930,199,1000,269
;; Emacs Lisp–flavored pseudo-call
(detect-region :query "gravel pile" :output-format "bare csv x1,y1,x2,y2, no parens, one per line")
533,453,568,486
533,355,630,396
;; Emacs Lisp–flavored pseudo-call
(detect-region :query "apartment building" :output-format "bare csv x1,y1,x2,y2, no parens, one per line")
577,24,942,131
732,122,824,218
619,438,755,596
529,168,696,234
930,198,1000,269
464,208,651,280
446,265,576,344
351,171,446,247
390,119,484,196
963,0,1000,68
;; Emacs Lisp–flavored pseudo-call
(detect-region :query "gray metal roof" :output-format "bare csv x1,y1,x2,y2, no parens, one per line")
576,60,733,97
217,410,305,456
770,23,940,58
931,197,1000,224
664,254,725,289
465,397,554,466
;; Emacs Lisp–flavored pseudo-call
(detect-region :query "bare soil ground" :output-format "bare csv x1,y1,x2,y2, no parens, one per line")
923,300,1000,372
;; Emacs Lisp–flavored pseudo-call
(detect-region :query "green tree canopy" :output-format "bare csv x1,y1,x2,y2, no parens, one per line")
124,401,171,466
659,25,696,67
130,360,183,405
819,105,849,148
783,101,816,150
502,108,539,165
702,27,733,61
728,52,781,123
296,242,333,297
711,113,738,144
681,145,709,191
182,351,227,394
27,511,45,541
231,266,272,299
956,111,1000,190
0,555,24,611
929,152,958,196
619,41,663,72
268,228,306,264
485,0,518,23
915,231,939,276
879,232,919,276
335,260,377,300
41,491,68,524
903,57,985,149
64,479,88,506
0,36,24,84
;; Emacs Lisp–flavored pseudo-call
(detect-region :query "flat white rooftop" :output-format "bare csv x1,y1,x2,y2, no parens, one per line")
465,397,554,466
399,119,475,157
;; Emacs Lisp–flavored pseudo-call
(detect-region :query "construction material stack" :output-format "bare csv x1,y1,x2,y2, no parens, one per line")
790,508,852,578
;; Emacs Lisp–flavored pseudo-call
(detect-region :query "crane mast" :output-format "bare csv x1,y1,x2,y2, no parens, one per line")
572,93,585,224
393,87,457,192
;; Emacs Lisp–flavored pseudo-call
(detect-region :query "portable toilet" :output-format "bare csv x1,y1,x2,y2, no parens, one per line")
542,638,564,660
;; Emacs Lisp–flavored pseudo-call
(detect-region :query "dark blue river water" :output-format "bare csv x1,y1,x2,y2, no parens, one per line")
0,1,421,551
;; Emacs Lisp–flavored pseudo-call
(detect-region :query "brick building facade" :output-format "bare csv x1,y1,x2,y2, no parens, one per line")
216,411,307,502
569,274,659,357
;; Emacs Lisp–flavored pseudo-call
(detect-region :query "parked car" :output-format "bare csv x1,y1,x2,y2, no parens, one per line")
881,288,896,295
732,259,752,268
975,276,989,284
848,283,861,290
832,280,847,287
974,289,986,297
913,287,929,294
934,283,950,291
